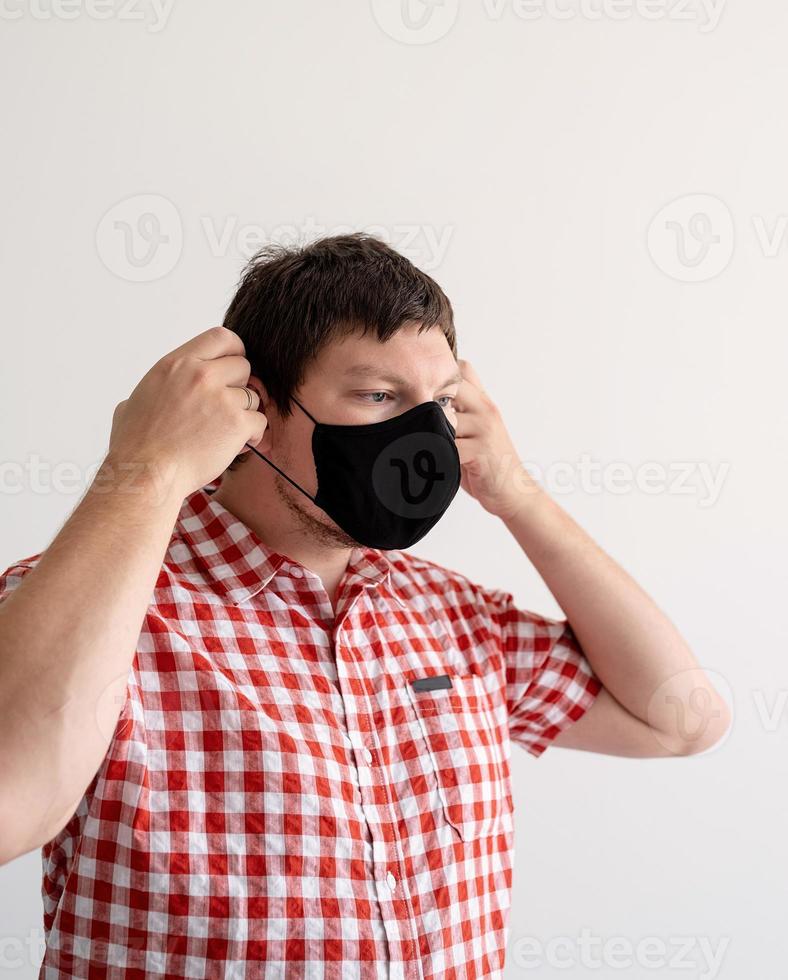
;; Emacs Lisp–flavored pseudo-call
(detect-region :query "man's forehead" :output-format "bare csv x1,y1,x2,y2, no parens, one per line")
340,361,462,388
315,323,458,386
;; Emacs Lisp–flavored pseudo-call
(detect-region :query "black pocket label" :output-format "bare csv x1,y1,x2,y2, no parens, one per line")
411,673,453,692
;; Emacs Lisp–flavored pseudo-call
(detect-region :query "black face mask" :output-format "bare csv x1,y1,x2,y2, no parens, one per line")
246,395,462,550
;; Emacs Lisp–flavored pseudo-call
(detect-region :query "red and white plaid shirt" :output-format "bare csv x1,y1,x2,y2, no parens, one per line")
1,481,601,979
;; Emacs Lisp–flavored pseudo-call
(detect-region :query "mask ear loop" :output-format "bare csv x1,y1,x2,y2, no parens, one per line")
289,394,319,425
243,395,319,504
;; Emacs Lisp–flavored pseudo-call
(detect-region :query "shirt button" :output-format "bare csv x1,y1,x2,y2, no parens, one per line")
362,747,373,764
386,871,397,892
289,566,303,578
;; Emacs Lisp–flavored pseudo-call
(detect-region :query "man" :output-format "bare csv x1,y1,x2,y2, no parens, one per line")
0,233,729,978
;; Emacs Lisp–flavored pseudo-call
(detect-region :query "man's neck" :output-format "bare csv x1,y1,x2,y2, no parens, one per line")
211,469,354,609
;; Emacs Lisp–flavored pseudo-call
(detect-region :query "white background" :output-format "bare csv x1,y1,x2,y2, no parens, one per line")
1,1,786,976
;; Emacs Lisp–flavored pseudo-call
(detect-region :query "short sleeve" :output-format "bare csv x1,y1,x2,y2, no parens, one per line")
0,556,40,607
488,588,603,758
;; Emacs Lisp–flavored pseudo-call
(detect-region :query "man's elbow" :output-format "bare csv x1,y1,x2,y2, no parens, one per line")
671,697,732,756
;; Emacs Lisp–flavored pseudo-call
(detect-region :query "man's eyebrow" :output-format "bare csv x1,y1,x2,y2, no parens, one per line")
343,364,463,388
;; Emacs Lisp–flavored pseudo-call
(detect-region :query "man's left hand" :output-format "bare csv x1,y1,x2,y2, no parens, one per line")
451,359,539,521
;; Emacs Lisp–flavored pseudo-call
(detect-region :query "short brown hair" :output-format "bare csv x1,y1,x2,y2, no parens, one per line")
222,232,457,469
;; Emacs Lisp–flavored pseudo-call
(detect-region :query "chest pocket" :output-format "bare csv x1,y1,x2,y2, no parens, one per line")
405,671,513,841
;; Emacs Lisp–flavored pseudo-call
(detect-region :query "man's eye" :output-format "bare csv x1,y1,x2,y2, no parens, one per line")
436,395,455,408
363,392,390,403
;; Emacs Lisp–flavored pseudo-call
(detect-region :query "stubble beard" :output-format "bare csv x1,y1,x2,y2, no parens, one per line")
272,472,359,549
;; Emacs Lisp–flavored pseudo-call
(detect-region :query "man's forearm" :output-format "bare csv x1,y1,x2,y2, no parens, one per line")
0,455,184,862
501,475,722,737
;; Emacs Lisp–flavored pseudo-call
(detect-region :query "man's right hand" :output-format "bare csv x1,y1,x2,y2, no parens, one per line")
108,326,268,499
0,326,272,865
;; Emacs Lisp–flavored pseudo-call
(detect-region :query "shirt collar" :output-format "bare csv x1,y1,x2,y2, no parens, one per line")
173,482,408,609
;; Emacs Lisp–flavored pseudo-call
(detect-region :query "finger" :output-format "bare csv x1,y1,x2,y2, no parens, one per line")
449,410,475,440
211,355,252,387
452,377,488,414
231,384,261,413
452,419,480,441
240,411,269,452
456,438,481,468
458,358,486,392
172,325,245,362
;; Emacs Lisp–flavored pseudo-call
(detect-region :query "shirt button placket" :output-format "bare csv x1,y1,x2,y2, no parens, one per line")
339,597,424,980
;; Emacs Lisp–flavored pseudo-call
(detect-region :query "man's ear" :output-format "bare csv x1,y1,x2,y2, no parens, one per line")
246,375,268,407
246,375,273,454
